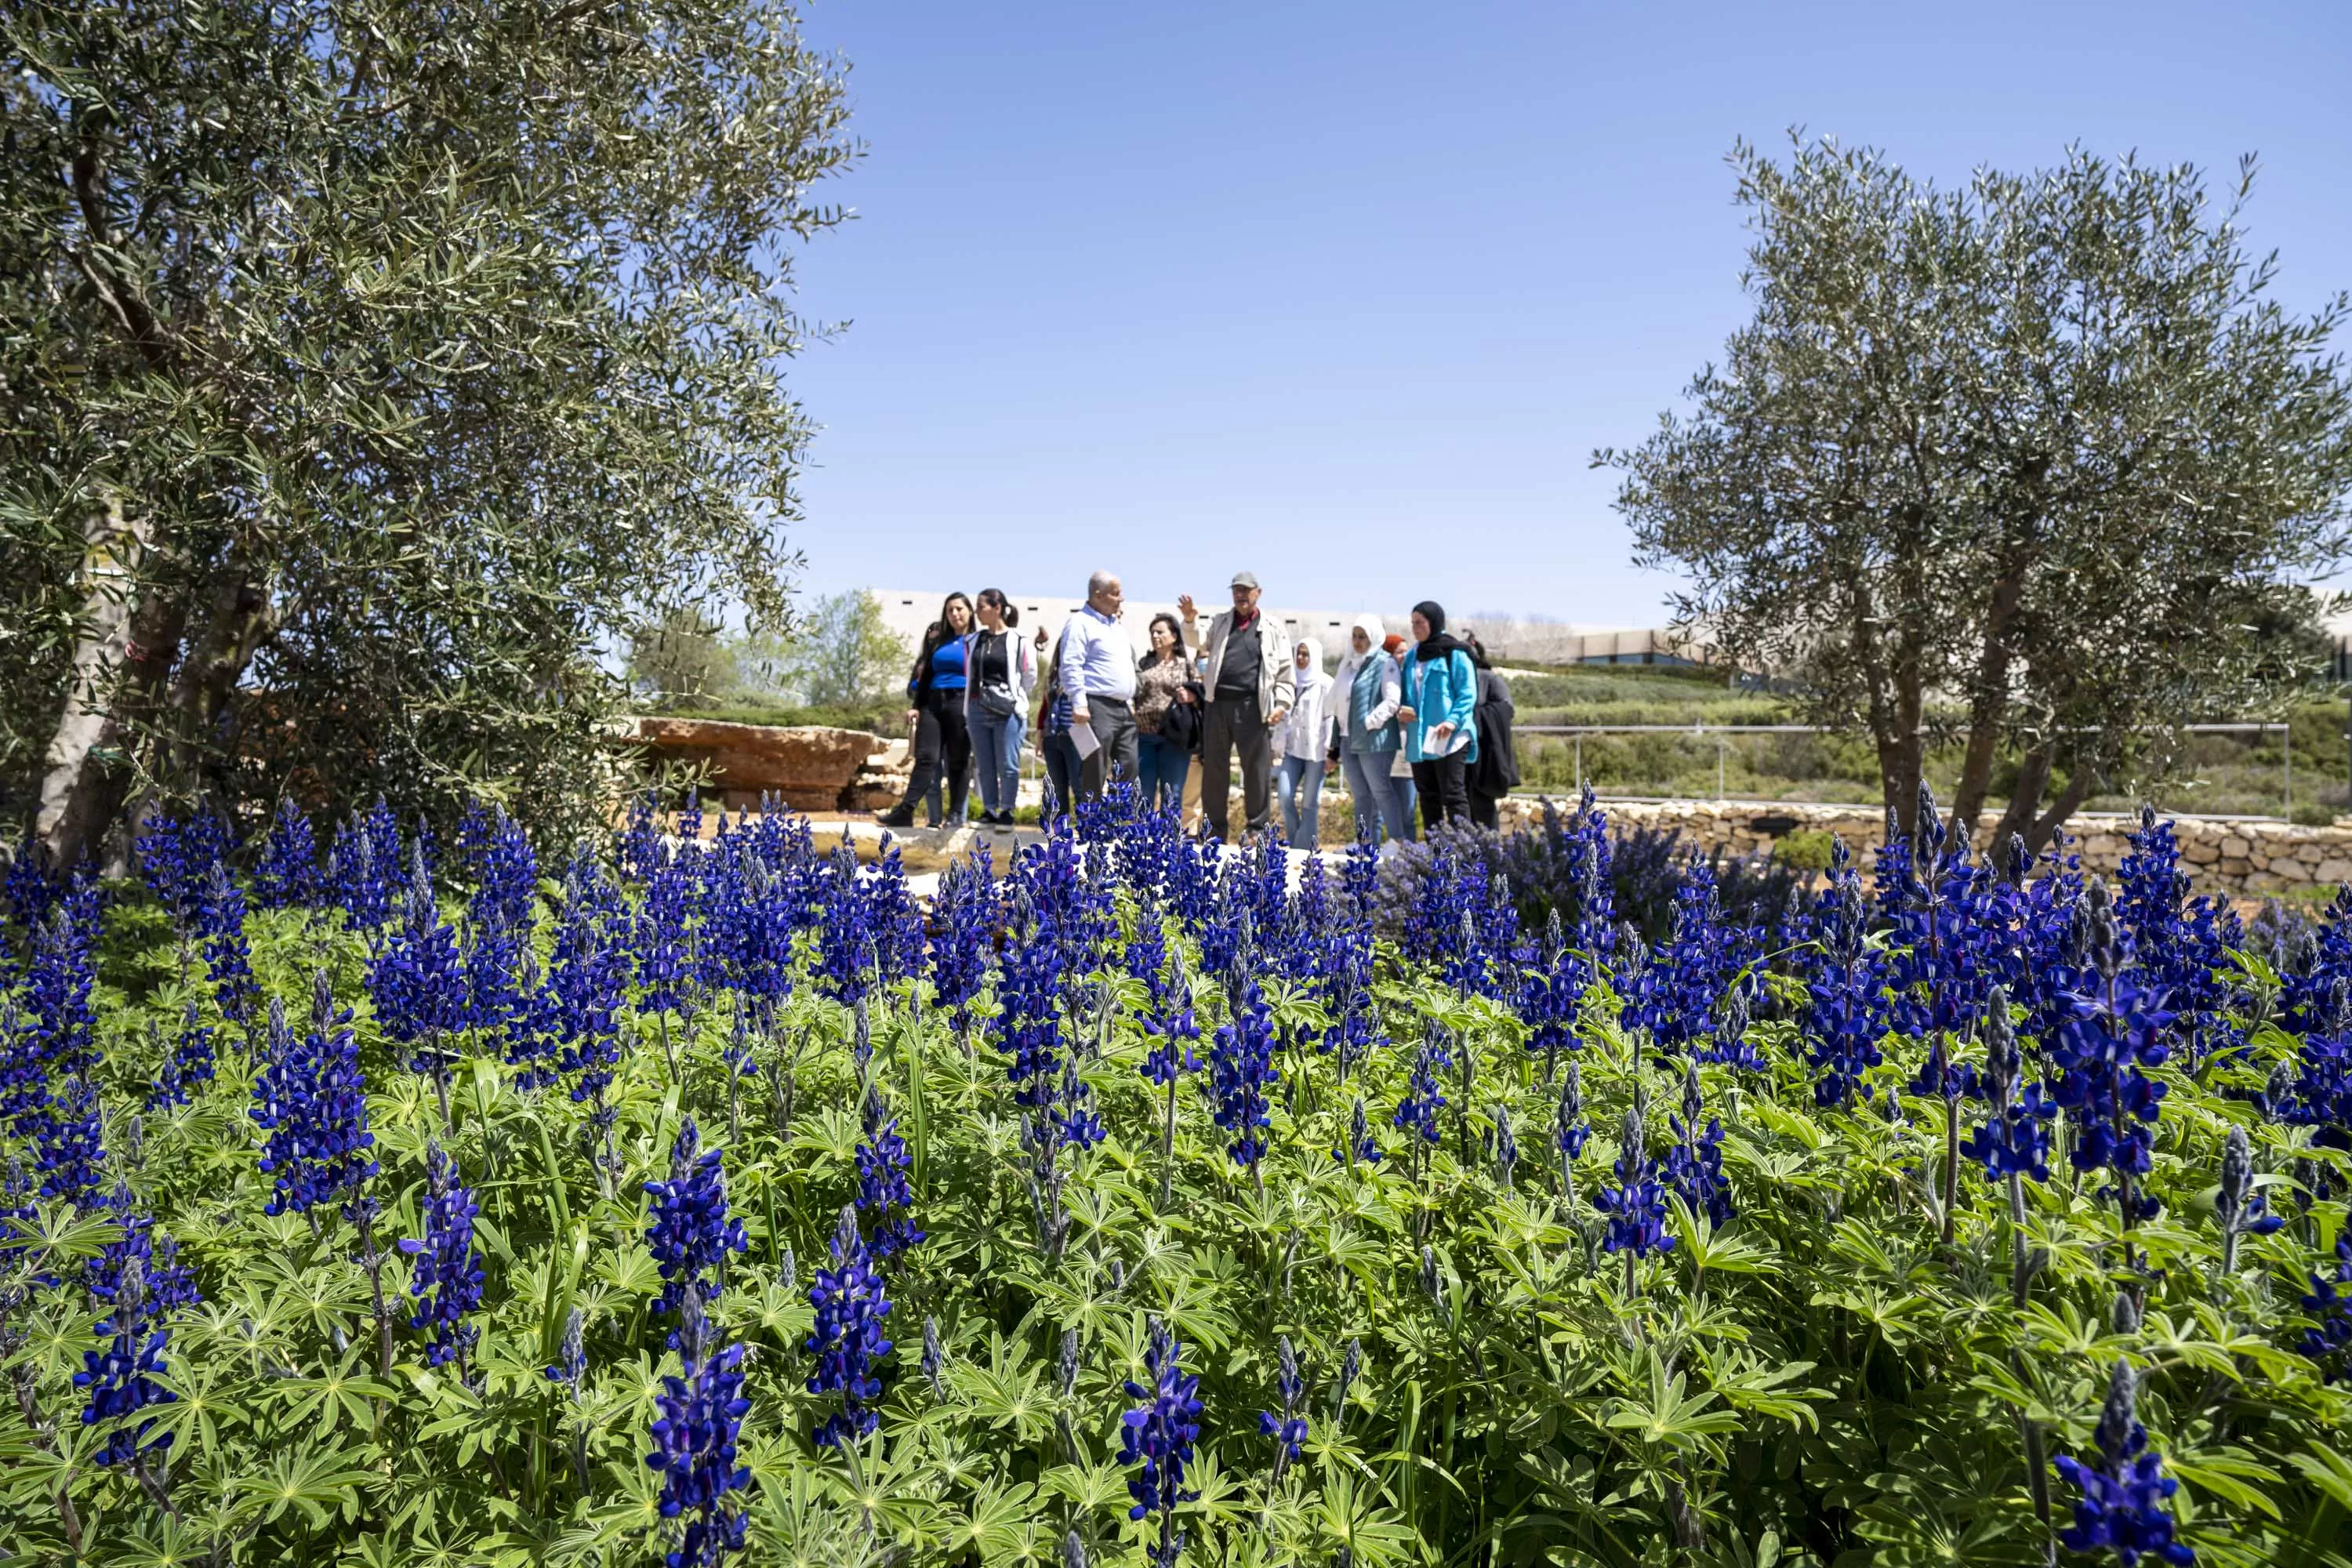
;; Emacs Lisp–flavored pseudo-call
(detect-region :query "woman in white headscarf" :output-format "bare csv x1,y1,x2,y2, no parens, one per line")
1269,635,1334,846
1330,615,1413,844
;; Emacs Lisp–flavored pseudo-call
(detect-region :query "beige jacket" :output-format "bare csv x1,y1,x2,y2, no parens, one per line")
1185,608,1298,719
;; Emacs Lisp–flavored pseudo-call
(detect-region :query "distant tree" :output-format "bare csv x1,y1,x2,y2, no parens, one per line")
1603,137,2352,854
737,590,909,713
629,608,739,710
2,0,856,862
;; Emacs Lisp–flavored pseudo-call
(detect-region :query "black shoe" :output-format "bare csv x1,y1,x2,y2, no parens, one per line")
878,806,915,828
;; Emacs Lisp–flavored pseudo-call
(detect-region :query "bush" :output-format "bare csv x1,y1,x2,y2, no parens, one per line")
3,804,2347,1568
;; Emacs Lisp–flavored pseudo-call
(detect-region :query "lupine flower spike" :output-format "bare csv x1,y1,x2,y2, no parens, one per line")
2054,1359,2196,1566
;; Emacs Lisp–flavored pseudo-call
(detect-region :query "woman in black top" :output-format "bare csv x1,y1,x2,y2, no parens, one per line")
881,593,974,828
1462,632,1520,829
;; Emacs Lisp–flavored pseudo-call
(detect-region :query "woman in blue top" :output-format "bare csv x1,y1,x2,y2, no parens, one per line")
880,592,975,828
1394,600,1478,833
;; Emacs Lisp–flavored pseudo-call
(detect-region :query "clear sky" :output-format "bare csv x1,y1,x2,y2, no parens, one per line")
782,0,2352,626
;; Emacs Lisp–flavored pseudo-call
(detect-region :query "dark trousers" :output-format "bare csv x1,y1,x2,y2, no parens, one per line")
899,689,971,825
1468,785,1501,829
1077,696,1139,803
1200,691,1272,840
1042,730,1080,821
1411,753,1471,833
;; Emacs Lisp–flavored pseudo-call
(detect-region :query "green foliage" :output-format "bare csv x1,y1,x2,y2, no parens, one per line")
628,608,742,710
1602,135,2352,851
728,590,913,716
5,875,2350,1566
1772,829,1837,876
0,0,856,852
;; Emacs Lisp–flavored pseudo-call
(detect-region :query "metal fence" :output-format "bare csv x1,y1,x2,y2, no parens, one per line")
1516,722,2299,816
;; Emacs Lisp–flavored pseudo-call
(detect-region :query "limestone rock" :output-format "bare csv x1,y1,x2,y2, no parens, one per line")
630,717,891,811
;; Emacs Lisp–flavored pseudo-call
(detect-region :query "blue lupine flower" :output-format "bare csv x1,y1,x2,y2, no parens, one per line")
855,1086,926,1262
815,840,877,1005
1207,974,1280,1171
191,860,260,1030
250,973,379,1217
1392,1030,1449,1149
136,808,227,931
2054,1360,2196,1566
550,849,631,1105
2049,898,2176,1225
620,791,666,886
368,847,467,1085
9,900,100,1128
1334,1095,1381,1167
645,1119,748,1324
1555,1060,1590,1160
2300,1219,2352,1382
398,1142,485,1370
1258,1334,1307,1469
1595,1108,1676,1259
1523,908,1588,1067
1130,909,1202,1087
546,1305,588,1386
1962,992,2057,1183
2118,807,2237,1066
456,804,539,1045
1493,1105,1520,1187
88,1184,198,1316
645,1290,752,1568
34,1075,107,1206
73,1255,181,1468
806,1205,894,1448
1664,1112,1733,1227
332,800,405,937
150,1004,217,1109
252,798,322,909
1120,1317,1203,1568
927,846,996,1033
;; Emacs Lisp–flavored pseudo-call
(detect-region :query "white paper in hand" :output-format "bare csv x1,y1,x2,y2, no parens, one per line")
1070,721,1102,762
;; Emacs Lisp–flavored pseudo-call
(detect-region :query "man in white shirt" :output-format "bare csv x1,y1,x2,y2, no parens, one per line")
1058,570,1139,805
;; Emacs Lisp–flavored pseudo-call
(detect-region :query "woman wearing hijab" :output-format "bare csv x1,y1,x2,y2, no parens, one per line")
1394,601,1478,832
1270,635,1334,845
1330,615,1412,844
882,592,975,828
1461,632,1520,829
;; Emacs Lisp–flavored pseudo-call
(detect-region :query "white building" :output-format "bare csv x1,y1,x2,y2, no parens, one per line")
873,588,1707,669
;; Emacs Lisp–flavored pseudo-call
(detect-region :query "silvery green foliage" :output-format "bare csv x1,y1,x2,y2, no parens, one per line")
0,0,856,855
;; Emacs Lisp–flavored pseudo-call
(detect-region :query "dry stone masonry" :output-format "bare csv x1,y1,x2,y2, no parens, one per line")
1494,796,2352,898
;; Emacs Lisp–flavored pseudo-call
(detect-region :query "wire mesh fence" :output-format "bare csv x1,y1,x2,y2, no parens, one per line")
1513,722,2320,819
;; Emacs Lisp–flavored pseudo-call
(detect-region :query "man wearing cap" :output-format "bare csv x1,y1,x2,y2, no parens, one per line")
1178,572,1295,841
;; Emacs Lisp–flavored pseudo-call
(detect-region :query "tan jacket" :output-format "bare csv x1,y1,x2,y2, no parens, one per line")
1185,608,1297,719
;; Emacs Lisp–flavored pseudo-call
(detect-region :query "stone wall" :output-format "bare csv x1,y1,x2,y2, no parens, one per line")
1491,796,2352,898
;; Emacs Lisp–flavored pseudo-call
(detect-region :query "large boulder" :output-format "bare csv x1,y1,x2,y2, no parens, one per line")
629,717,891,811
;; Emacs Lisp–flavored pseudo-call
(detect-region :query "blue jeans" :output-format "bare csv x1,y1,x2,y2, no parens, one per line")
1138,732,1190,815
970,708,1025,816
1342,748,1415,844
1276,754,1323,846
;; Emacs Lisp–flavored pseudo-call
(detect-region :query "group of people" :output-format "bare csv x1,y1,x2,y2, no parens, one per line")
879,572,1520,844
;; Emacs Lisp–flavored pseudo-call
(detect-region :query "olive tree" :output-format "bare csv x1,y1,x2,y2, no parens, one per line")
1602,137,2352,852
1,0,856,863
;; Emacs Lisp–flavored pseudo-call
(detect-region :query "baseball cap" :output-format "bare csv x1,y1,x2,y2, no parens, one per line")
1230,571,1258,590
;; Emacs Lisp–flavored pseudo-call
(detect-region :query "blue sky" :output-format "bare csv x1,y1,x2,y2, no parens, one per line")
782,0,2352,625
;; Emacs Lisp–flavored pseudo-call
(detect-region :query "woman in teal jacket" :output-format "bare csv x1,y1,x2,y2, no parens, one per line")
1395,601,1478,831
